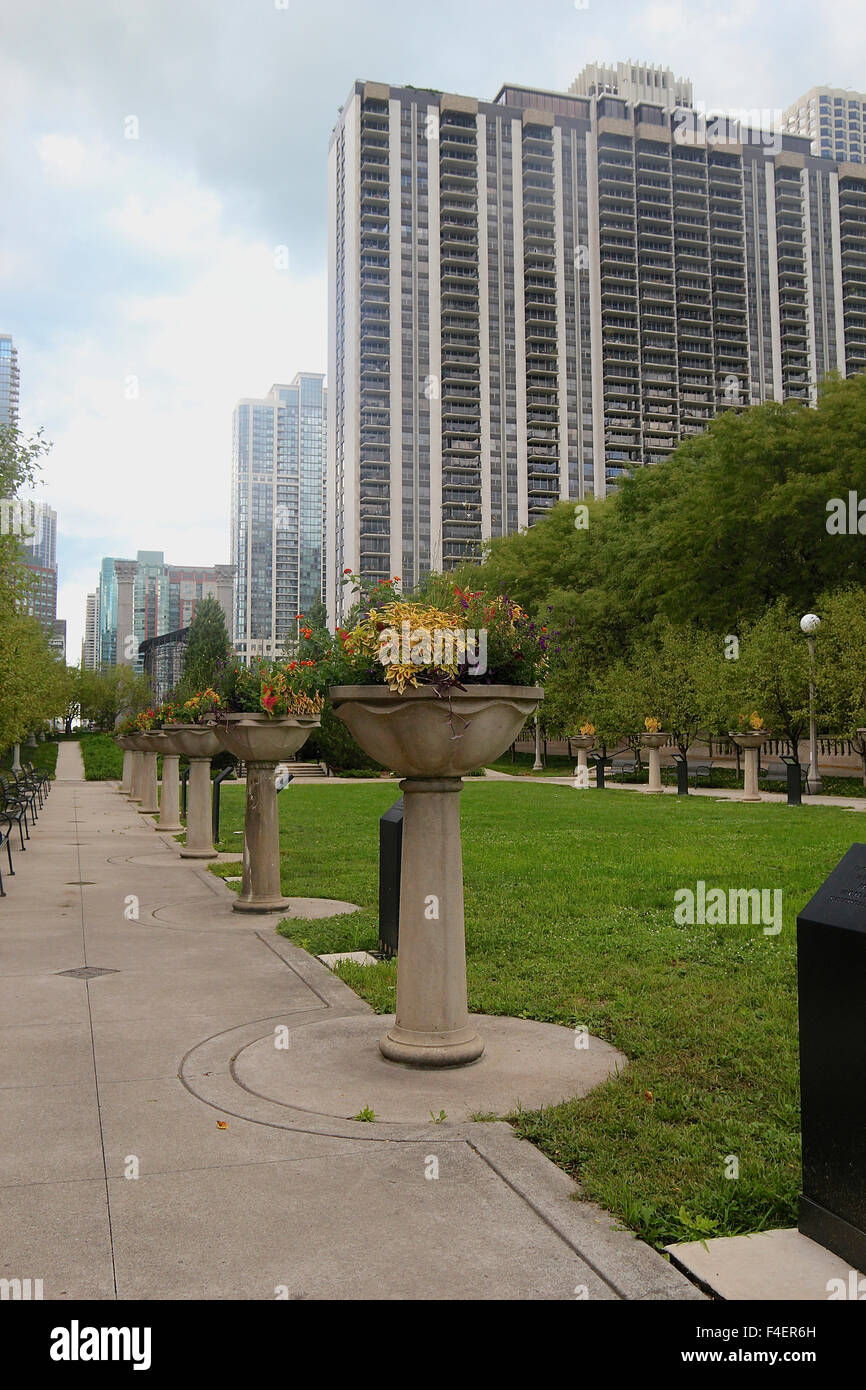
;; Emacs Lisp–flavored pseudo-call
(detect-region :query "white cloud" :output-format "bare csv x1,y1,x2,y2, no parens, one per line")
36,132,107,186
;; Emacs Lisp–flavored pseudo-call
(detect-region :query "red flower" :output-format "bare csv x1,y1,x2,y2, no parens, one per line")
344,568,352,575
289,662,298,671
261,687,278,713
302,627,312,639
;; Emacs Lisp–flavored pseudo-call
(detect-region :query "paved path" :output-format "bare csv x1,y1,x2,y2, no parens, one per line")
0,756,700,1301
492,770,866,811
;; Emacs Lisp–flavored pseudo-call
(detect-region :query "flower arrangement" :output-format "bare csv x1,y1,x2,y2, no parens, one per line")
644,716,662,733
333,577,548,693
738,711,765,731
172,688,223,725
217,662,324,719
579,721,596,736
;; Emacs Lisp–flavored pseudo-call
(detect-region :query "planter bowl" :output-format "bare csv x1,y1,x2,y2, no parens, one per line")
125,732,154,752
640,732,669,750
330,684,544,778
729,730,769,749
161,724,223,759
213,713,320,763
114,735,136,751
570,734,596,751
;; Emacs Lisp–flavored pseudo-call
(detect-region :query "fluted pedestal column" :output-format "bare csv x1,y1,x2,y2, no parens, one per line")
180,757,217,859
119,751,132,794
129,752,144,803
233,762,289,912
137,752,160,815
379,777,483,1068
156,755,181,832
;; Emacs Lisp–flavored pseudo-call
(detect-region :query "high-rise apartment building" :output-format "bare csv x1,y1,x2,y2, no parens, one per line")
0,334,19,426
18,498,58,637
570,60,693,111
231,374,327,663
94,552,235,670
82,592,98,669
327,77,866,623
780,87,866,164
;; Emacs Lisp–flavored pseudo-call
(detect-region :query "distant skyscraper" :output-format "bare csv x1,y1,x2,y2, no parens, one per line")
83,592,98,669
18,498,58,637
328,75,866,623
0,334,19,426
49,619,66,662
231,374,327,662
781,87,866,164
94,551,234,670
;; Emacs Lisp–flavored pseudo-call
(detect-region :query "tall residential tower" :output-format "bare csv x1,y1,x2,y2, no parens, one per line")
327,77,866,623
231,374,327,662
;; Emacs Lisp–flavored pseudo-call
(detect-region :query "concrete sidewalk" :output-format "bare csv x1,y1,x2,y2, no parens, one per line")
0,743,700,1301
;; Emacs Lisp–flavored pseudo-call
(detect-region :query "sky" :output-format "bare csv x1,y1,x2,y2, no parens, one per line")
2,0,864,658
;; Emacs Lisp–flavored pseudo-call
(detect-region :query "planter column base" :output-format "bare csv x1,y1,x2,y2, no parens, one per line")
379,777,484,1069
155,754,182,832
137,752,160,814
179,757,217,859
233,760,290,913
129,751,144,803
119,750,132,794
648,747,663,793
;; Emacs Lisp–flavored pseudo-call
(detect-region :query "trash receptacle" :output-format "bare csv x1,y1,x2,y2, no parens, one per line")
378,797,403,958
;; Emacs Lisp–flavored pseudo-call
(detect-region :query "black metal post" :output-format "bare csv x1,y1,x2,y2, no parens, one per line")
782,754,802,806
378,797,403,957
672,751,689,795
211,766,235,847
798,845,866,1270
180,765,189,818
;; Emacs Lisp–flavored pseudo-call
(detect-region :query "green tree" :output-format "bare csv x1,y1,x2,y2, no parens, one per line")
79,666,151,730
814,587,866,781
175,596,232,700
733,603,812,764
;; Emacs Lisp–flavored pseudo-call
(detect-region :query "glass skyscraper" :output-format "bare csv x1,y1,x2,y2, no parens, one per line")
0,334,19,426
231,374,327,662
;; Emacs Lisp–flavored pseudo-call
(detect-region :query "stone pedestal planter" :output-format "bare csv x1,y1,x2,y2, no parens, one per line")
134,734,160,815
730,730,768,802
125,734,152,803
331,684,543,1068
149,731,182,832
115,736,134,794
162,725,222,859
570,733,596,778
212,714,320,912
641,731,669,793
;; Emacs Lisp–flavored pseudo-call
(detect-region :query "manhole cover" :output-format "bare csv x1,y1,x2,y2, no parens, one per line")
56,967,119,980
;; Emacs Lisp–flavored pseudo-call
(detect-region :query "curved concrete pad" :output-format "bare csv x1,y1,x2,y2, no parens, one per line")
232,1013,626,1124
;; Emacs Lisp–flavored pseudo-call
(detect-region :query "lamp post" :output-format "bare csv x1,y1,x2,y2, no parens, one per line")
800,613,822,794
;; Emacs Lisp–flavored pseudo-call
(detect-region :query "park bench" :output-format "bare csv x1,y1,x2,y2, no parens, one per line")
0,813,15,896
609,754,641,781
24,760,50,803
763,760,809,793
9,770,41,823
694,763,713,787
0,778,29,850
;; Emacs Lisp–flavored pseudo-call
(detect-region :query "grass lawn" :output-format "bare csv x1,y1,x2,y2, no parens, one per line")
210,779,862,1249
75,732,124,780
0,740,59,778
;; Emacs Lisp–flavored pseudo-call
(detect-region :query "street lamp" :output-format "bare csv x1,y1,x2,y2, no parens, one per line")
800,613,822,794
533,715,544,772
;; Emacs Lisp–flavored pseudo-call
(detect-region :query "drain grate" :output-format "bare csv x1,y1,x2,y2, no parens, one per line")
65,881,96,886
56,966,119,980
